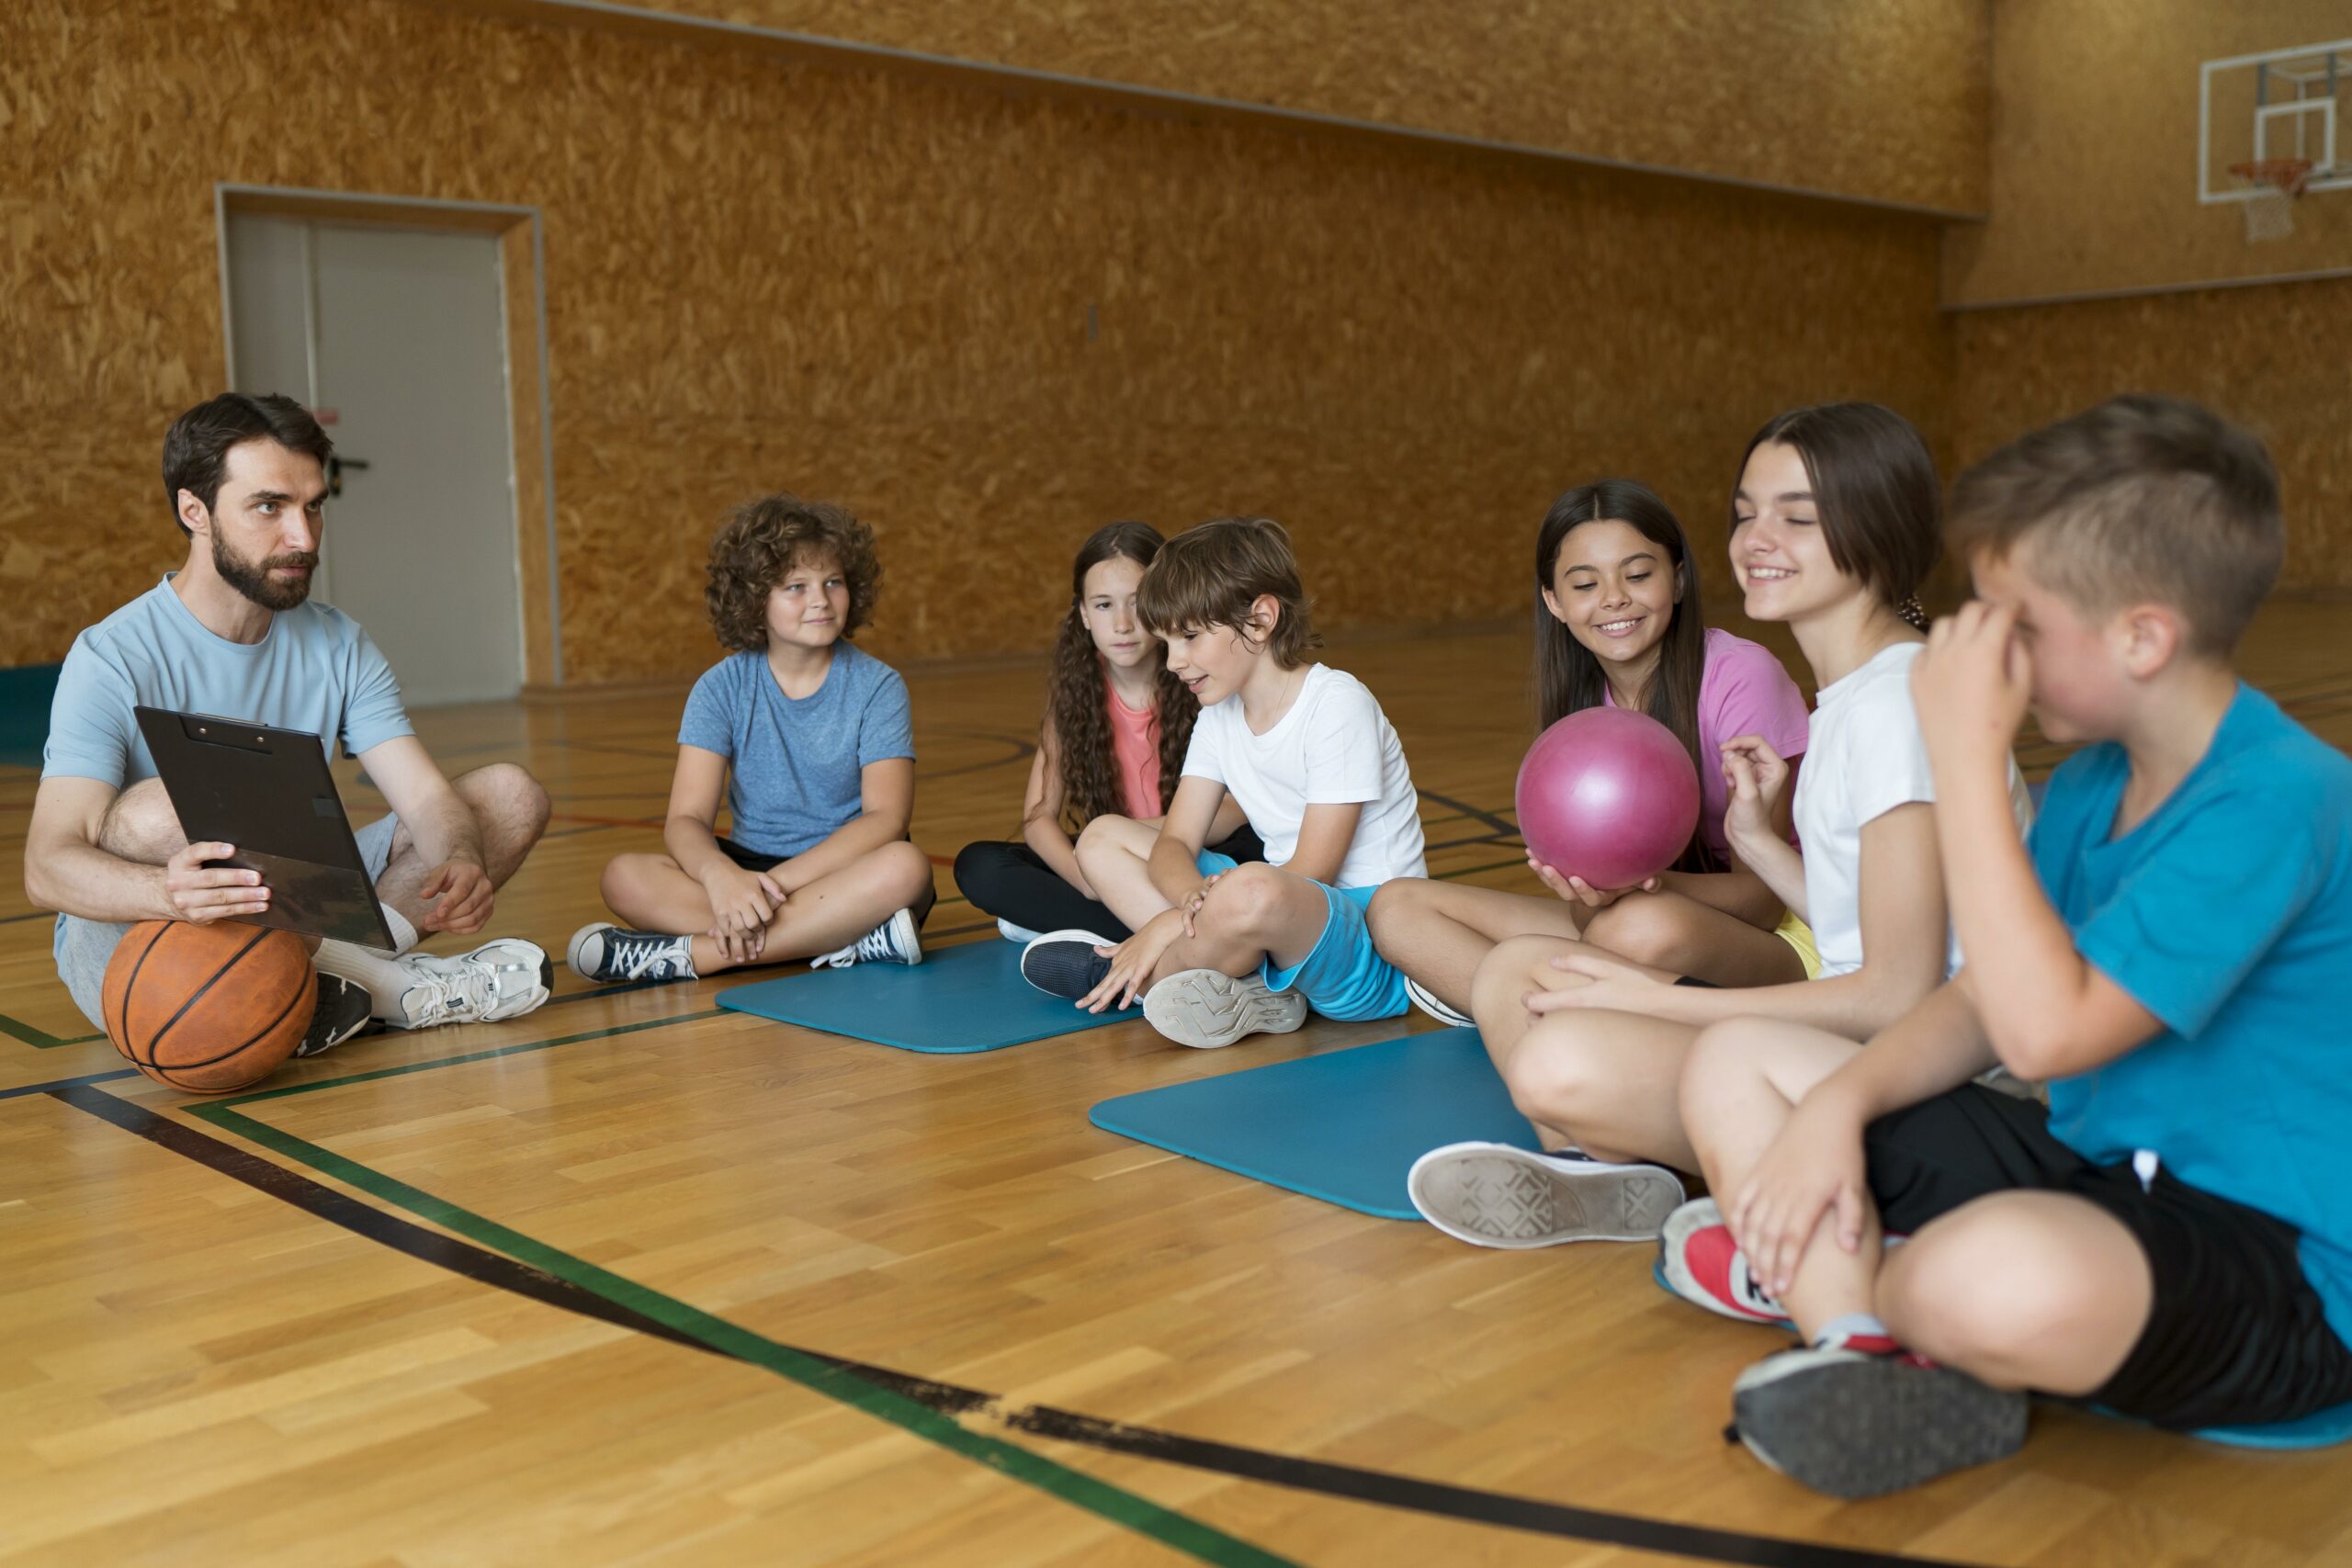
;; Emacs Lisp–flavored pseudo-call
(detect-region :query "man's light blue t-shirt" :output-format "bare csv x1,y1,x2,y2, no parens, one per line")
42,575,413,790
2031,684,2352,1344
677,644,914,860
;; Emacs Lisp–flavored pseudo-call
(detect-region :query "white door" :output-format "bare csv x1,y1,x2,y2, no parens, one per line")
224,214,525,705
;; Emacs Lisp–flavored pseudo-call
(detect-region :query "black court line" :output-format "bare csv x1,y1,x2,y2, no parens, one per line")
1416,788,1520,840
52,1083,1975,1568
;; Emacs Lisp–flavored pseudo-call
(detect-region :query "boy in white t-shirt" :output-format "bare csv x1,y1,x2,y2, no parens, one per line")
1020,517,1427,1048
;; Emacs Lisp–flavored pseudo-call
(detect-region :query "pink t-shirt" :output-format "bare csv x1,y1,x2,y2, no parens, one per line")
1602,626,1811,865
1106,682,1164,820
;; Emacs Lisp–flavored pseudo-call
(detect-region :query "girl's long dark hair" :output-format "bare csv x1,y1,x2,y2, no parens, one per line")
1045,521,1197,830
1533,479,1714,872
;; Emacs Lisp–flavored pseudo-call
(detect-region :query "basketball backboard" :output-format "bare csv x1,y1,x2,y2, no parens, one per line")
2200,38,2350,203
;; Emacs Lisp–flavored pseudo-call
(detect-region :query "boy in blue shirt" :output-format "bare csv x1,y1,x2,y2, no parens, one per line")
1665,396,2352,1497
568,494,933,981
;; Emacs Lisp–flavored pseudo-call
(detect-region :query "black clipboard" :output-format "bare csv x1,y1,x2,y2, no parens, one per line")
134,706,398,952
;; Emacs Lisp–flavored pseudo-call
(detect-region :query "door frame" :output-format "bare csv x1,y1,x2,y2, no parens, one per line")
213,183,565,689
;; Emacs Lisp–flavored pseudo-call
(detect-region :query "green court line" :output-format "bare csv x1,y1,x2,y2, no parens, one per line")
184,1096,1295,1566
0,1012,102,1050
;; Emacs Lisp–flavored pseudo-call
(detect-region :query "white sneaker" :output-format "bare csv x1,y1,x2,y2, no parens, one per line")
996,917,1046,945
1141,968,1307,1049
812,908,923,969
387,937,552,1029
567,923,696,983
1406,1141,1685,1247
1403,976,1475,1029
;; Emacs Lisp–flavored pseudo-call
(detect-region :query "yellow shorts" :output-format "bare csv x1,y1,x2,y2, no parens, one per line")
1774,910,1823,979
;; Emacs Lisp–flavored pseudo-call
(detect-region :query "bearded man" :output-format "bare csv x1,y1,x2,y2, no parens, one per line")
24,392,553,1051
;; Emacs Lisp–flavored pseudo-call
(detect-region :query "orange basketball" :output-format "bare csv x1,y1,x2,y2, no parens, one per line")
100,921,315,1093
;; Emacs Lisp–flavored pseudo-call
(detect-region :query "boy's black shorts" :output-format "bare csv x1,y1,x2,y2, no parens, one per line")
713,837,780,872
1864,1085,2352,1430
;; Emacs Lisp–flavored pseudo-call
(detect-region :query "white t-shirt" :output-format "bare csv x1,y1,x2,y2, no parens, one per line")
1793,640,2033,979
1181,664,1427,889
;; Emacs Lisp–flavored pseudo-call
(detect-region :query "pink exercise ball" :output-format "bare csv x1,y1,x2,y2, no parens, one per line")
1513,706,1702,891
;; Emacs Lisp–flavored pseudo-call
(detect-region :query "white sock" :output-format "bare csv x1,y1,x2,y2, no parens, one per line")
380,902,420,955
314,939,419,1021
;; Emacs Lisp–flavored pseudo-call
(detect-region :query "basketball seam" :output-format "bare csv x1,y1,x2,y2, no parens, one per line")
113,921,172,1065
143,924,274,1070
163,968,316,1074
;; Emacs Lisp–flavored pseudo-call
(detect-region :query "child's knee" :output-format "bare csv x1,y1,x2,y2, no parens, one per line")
1880,1204,2095,1367
1581,893,1693,971
1499,1023,1606,1129
1197,861,1290,940
1073,814,1136,872
1472,934,1562,1003
1365,877,1430,949
600,853,661,918
874,839,933,902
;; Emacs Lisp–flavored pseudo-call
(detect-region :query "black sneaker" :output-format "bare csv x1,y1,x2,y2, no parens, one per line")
297,972,377,1058
1019,930,1117,999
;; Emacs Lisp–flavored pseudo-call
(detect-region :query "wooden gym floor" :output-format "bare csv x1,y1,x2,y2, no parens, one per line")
4,604,2351,1568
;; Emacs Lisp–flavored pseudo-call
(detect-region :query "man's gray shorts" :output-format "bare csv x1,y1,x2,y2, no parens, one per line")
53,814,399,1032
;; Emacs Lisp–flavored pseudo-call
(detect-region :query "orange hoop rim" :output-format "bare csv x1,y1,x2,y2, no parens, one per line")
2229,158,2313,196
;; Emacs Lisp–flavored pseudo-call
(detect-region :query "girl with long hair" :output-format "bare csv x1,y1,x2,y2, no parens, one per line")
1368,478,1814,1021
1406,405,2032,1251
955,522,1258,942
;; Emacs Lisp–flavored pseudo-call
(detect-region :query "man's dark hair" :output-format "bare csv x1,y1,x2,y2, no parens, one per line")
161,392,334,536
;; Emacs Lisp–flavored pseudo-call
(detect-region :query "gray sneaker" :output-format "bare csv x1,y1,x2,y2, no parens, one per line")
1141,968,1307,1049
1729,1339,2029,1499
1406,1141,1684,1247
385,937,552,1029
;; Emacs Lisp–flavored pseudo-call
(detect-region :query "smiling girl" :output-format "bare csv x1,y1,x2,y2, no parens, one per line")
1405,409,2031,1250
954,522,1261,943
1367,479,1814,1024
567,493,934,982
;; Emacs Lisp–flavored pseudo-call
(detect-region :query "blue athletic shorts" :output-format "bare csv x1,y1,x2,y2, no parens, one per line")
1195,852,1408,1023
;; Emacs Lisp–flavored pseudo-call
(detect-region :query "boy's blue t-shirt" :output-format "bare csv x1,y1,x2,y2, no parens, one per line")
2031,684,2352,1343
677,644,914,860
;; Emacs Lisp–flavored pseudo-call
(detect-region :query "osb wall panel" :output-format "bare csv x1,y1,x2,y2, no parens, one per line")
494,0,1992,216
0,0,1951,685
1953,276,2352,590
1945,0,2352,305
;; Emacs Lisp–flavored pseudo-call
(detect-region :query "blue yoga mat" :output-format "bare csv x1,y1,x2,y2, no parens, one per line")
1089,1027,1535,1218
1648,1249,2352,1450
715,938,1136,1053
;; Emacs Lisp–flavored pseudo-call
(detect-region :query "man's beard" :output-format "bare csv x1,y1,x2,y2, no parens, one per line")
213,530,319,612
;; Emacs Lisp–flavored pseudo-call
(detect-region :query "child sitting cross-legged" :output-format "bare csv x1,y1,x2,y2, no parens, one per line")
1018,516,1427,1049
1671,396,2352,1498
568,494,933,983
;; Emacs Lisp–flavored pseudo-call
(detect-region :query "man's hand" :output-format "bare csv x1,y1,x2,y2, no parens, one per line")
162,841,270,923
1730,1089,1872,1298
1079,909,1182,1013
1913,601,2033,774
418,855,494,934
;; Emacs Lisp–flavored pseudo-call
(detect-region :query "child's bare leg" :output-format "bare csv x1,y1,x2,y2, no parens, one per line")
1502,1010,1703,1168
1581,891,1804,987
1366,879,1580,1011
1679,1019,1882,1330
605,841,931,974
1879,1193,2149,1393
1464,934,1587,1150
1143,862,1332,985
1072,815,1178,931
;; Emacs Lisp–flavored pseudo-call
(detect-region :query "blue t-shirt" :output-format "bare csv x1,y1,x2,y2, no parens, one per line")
2031,685,2352,1343
677,644,914,859
43,575,414,788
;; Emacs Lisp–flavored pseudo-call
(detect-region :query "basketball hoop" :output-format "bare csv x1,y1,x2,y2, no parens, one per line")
2228,158,2313,243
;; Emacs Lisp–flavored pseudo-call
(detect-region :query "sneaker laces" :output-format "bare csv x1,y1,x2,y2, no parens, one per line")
396,965,500,1027
811,918,897,970
602,931,690,981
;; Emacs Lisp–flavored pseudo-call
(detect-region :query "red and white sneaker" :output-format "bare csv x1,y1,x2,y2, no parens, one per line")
1657,1198,1792,1328
1728,1331,2028,1498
